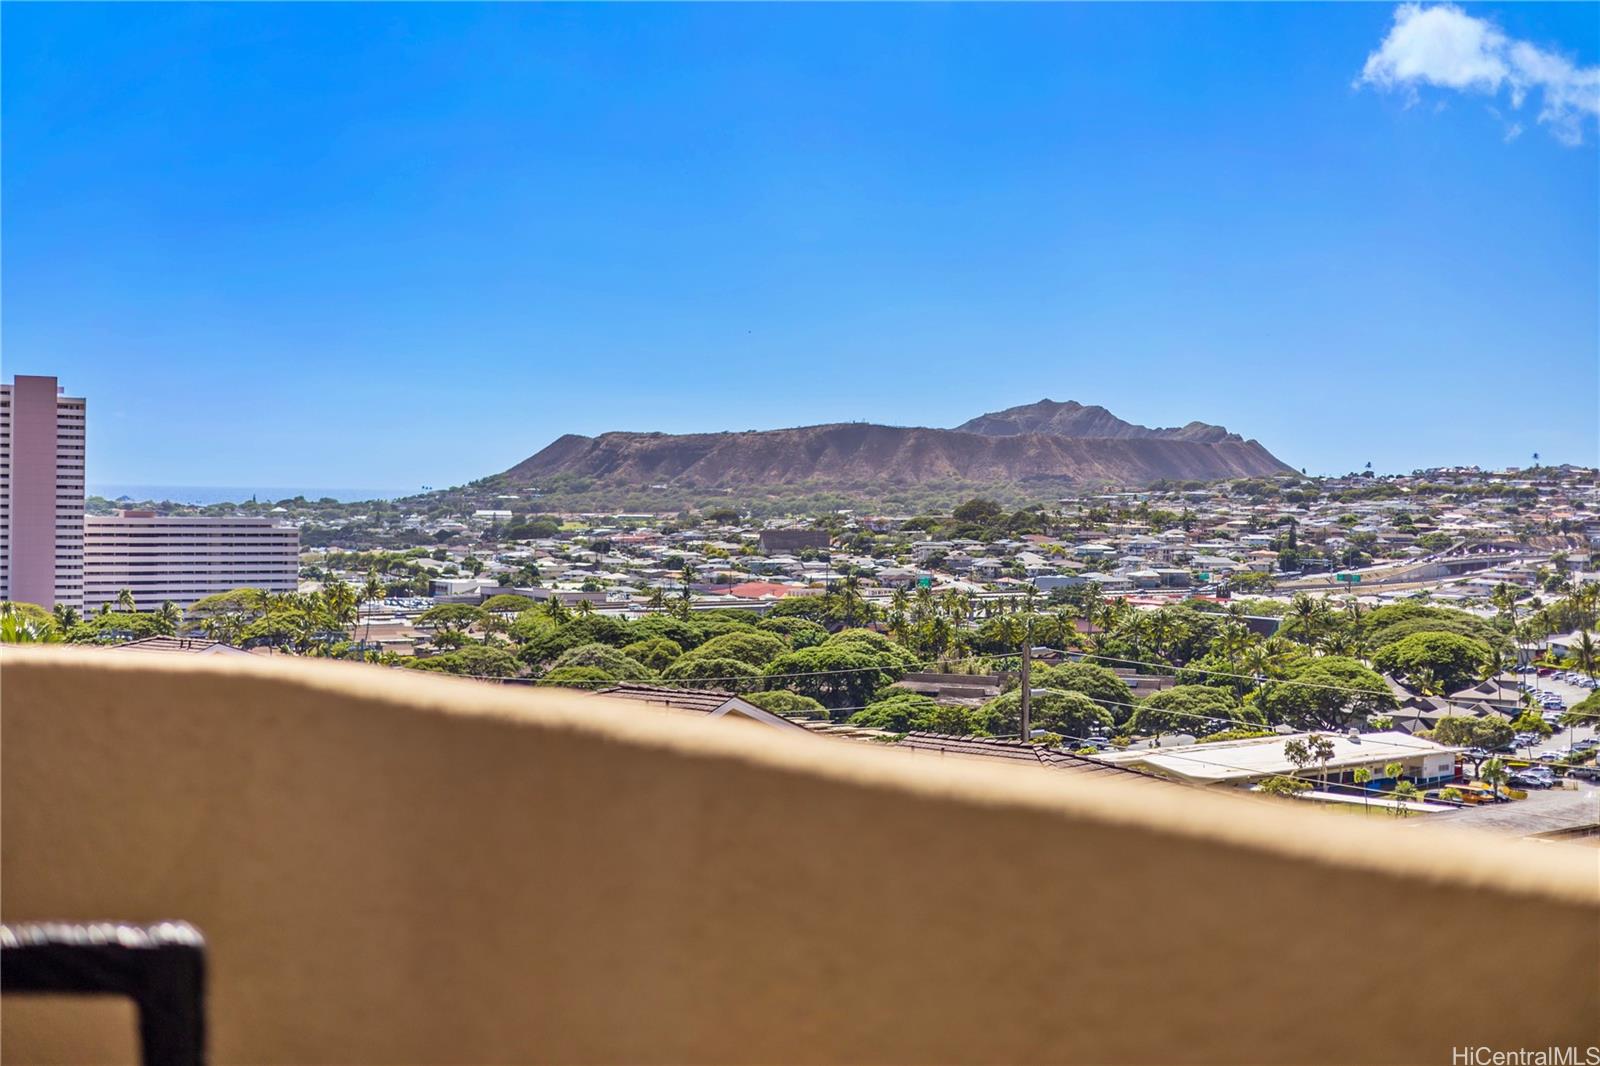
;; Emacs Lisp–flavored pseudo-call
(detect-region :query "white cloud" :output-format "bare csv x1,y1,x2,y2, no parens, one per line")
1359,3,1600,146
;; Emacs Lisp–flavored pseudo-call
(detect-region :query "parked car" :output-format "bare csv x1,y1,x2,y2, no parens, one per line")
1511,768,1557,789
1566,765,1600,782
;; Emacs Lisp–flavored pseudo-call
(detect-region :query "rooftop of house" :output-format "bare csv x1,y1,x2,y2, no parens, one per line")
110,636,253,656
893,732,1162,781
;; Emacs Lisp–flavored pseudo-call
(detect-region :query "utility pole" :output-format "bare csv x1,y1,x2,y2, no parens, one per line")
1019,618,1032,744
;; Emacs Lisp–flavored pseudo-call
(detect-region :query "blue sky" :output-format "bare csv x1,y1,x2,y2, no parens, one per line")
4,2,1596,490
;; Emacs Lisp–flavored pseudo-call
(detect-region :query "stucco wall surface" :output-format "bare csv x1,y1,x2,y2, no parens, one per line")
3,648,1597,1064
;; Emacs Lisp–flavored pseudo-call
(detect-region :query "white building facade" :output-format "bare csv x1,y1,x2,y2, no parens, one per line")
84,512,299,611
1,376,86,610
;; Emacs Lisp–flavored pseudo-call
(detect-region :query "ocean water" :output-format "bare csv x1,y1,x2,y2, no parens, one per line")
89,484,415,505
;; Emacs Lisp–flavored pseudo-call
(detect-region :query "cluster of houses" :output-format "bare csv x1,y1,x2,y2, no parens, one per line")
108,465,1567,657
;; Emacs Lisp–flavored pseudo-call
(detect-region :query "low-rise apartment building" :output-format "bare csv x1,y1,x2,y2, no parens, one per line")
83,511,299,610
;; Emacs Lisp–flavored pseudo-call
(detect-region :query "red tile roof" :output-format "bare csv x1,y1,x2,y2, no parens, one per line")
726,582,799,599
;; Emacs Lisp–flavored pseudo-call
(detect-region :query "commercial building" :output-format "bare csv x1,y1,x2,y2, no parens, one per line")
1096,730,1460,790
757,528,830,554
83,511,299,611
0,375,86,609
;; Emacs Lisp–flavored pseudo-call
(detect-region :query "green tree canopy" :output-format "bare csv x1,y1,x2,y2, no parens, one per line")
66,611,176,644
627,615,708,650
763,596,834,623
660,655,762,692
1425,715,1515,751
1561,690,1600,729
1014,662,1135,723
415,604,486,632
406,644,521,678
763,643,910,712
620,637,683,672
540,665,617,687
481,594,538,614
516,613,633,665
1360,602,1507,656
683,630,788,668
1372,631,1493,694
849,692,978,735
823,628,920,666
1256,656,1395,731
1126,685,1261,739
184,589,268,641
755,616,829,648
547,642,655,681
743,690,828,719
973,688,1114,741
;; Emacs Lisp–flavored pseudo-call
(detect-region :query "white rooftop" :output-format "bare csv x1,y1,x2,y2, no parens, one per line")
1097,731,1459,784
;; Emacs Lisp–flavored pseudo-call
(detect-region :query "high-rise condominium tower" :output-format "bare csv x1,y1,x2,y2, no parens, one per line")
0,375,86,610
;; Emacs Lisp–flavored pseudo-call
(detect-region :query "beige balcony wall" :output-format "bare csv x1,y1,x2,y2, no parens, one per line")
2,647,1596,1065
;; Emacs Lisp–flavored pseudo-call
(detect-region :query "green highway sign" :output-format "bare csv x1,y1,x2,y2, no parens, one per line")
1336,572,1361,585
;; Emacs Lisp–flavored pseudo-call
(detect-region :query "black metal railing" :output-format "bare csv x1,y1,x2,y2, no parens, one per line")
1,922,206,1066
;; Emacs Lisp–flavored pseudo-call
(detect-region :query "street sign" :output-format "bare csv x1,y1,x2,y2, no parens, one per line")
1336,572,1361,585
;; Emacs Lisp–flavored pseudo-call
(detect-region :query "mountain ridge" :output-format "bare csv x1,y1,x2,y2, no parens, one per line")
954,399,1243,444
501,401,1293,489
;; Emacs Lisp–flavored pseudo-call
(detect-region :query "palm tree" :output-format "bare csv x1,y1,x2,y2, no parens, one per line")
1319,627,1360,657
676,563,696,620
322,580,358,638
360,570,386,647
1287,593,1323,646
1210,620,1251,669
52,603,80,629
833,566,866,627
1352,767,1373,812
1307,733,1336,792
115,588,137,612
1382,761,1409,816
155,600,182,634
1479,647,1509,708
1572,584,1599,630
1480,757,1508,803
1572,630,1599,685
